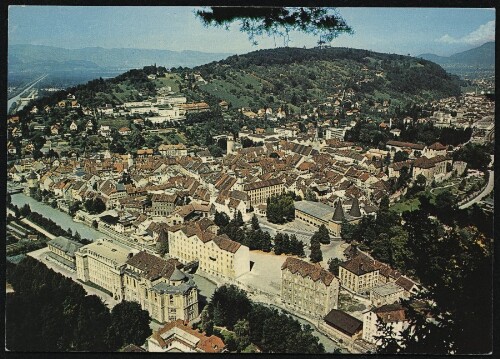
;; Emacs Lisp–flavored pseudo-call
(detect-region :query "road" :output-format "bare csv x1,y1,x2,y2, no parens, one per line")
7,74,47,112
7,208,56,239
459,170,494,209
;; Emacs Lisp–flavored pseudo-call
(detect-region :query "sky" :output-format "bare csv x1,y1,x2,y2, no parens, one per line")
8,6,496,57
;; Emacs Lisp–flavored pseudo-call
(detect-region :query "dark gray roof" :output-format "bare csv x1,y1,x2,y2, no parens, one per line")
294,201,334,222
170,267,187,281
349,196,361,218
324,309,363,336
332,200,345,222
48,236,83,258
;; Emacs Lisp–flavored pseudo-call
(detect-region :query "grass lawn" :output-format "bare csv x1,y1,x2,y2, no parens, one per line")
154,74,182,93
98,118,131,130
390,197,420,213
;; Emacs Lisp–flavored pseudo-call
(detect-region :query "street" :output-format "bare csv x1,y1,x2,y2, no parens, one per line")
459,170,494,209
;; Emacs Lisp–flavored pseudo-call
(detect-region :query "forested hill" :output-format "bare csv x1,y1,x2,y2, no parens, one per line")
186,46,463,111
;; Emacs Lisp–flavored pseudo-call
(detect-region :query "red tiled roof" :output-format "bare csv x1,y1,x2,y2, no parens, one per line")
151,319,225,353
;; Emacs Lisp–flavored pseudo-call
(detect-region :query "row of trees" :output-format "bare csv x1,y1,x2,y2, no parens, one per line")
215,212,305,257
12,203,91,244
6,257,151,351
199,284,325,353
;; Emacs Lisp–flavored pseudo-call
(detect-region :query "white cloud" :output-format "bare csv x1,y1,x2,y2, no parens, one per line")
437,20,495,45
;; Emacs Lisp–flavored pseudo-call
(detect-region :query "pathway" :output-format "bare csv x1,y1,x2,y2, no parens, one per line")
19,218,56,239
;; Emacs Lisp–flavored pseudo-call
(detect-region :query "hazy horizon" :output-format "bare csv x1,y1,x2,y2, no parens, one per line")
8,7,495,57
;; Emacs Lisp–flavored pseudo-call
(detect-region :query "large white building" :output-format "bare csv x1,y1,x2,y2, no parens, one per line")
76,238,138,301
168,220,250,280
123,251,199,323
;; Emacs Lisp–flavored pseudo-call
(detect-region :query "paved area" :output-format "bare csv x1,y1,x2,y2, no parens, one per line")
238,250,287,295
27,247,119,309
258,216,348,261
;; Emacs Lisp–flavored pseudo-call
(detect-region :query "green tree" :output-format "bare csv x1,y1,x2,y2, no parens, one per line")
327,258,342,276
195,7,352,46
234,319,251,352
393,150,409,163
309,239,323,263
251,214,260,231
106,301,151,351
210,285,252,330
214,211,230,227
156,229,169,256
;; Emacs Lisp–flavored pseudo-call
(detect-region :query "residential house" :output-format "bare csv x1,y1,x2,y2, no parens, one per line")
362,303,409,345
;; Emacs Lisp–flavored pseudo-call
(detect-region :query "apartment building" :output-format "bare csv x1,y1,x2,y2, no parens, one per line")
76,238,138,301
123,251,199,323
243,178,284,206
151,193,178,217
168,221,250,280
339,255,380,294
281,257,340,318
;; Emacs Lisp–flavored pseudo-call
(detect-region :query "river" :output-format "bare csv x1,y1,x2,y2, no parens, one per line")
10,193,102,241
7,74,47,112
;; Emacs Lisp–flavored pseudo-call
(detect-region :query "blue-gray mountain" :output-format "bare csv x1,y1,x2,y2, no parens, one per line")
8,44,234,72
418,42,494,77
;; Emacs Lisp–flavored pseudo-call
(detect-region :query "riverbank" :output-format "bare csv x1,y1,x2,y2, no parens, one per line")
11,193,104,241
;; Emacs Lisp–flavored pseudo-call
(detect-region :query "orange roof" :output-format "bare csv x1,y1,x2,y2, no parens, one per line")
151,319,225,353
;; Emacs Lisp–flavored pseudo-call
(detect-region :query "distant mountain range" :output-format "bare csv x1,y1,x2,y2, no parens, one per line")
8,44,234,73
418,42,494,77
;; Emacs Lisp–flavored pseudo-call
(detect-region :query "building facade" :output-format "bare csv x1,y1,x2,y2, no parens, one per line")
168,223,250,280
76,238,138,300
339,255,380,294
47,236,84,271
123,251,199,323
151,193,178,217
243,178,284,206
281,257,340,318
362,303,409,345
